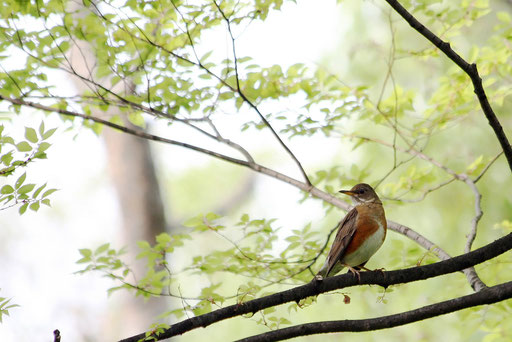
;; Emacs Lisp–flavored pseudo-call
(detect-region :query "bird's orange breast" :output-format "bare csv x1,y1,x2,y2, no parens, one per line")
342,203,387,265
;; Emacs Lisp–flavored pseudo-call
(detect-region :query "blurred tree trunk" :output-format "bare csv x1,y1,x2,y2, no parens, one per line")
66,3,167,340
100,120,168,340
103,121,167,244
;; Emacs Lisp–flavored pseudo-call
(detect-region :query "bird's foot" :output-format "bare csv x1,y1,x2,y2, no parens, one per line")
345,265,361,282
371,267,386,276
357,266,385,275
357,265,372,272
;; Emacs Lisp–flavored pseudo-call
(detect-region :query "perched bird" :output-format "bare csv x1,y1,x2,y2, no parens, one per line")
316,183,387,280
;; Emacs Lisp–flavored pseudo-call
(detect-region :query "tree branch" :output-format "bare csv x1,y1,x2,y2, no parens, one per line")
0,94,482,290
0,94,252,168
345,134,488,290
386,221,485,291
237,280,512,342
213,0,312,186
384,0,512,173
118,233,512,342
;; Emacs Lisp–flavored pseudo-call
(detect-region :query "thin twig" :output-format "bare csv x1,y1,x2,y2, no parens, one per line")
0,94,251,167
386,178,455,203
0,94,483,291
213,0,312,186
384,0,512,173
474,151,503,183
346,133,487,290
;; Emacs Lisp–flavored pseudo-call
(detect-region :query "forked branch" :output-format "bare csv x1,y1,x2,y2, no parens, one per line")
119,233,512,342
0,94,483,291
213,0,312,186
384,0,512,173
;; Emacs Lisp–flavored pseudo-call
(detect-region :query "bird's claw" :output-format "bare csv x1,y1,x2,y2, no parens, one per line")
346,266,361,282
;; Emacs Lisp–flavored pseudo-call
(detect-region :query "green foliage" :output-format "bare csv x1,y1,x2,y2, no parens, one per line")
142,323,171,342
0,0,301,127
0,123,57,214
77,212,326,323
76,244,135,296
0,0,510,340
0,294,19,323
65,0,511,339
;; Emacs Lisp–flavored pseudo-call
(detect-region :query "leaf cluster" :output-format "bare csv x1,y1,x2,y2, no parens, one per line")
0,122,57,213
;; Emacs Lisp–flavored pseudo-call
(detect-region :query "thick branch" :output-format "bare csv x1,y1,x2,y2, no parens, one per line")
237,281,512,342
389,221,485,291
119,233,512,342
384,0,512,173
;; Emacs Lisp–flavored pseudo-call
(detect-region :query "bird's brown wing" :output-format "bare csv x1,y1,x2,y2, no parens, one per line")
324,207,359,277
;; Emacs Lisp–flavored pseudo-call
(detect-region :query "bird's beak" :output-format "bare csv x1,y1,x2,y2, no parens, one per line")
339,190,356,196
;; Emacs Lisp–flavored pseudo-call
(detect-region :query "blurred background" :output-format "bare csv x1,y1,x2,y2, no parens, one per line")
0,0,511,341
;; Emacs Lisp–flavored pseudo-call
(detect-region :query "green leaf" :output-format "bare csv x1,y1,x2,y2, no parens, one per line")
38,142,51,152
32,183,47,198
15,173,26,189
127,113,145,128
200,51,213,63
467,155,484,173
19,202,28,215
176,58,194,67
237,56,252,64
29,201,40,211
79,248,92,258
0,185,14,194
219,92,234,100
16,142,32,152
95,243,110,255
25,127,38,143
18,184,35,194
137,240,151,250
33,152,47,160
0,195,14,204
156,233,172,244
183,215,203,227
42,189,58,198
42,128,57,140
38,121,45,136
1,152,13,166
205,212,221,221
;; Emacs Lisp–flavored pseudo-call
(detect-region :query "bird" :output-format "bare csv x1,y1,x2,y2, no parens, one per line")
315,183,387,280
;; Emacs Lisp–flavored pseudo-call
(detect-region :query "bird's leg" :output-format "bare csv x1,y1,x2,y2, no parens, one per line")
355,261,385,273
358,265,386,275
354,262,368,271
344,264,361,282
357,265,373,271
356,265,386,281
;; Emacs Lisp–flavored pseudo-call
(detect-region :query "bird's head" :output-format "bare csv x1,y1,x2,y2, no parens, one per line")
339,183,381,204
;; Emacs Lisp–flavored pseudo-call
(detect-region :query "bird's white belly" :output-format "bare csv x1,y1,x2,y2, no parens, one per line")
342,223,385,267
